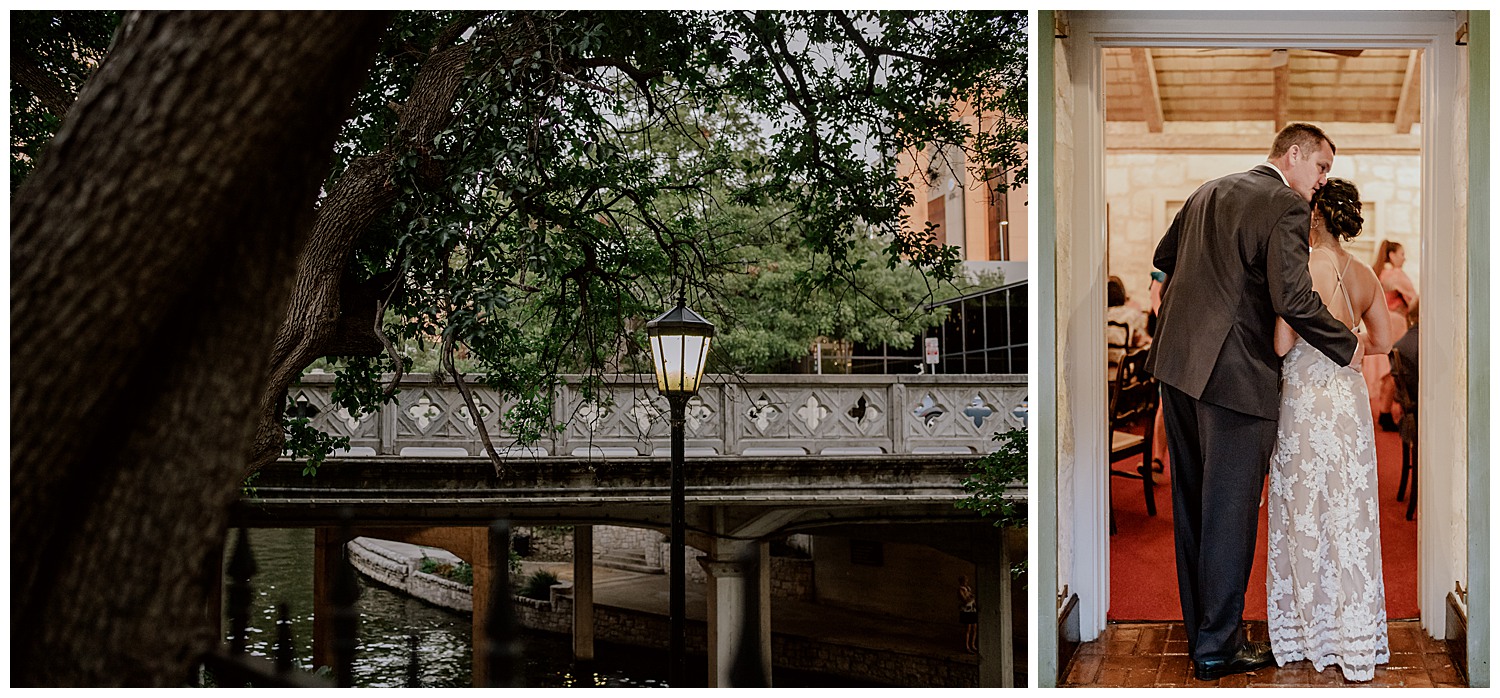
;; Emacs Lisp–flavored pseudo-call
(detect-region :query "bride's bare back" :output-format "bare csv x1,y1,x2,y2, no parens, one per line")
1276,247,1397,357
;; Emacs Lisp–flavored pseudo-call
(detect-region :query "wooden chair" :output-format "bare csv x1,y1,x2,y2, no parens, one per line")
1106,320,1131,381
1108,349,1160,535
1390,347,1418,521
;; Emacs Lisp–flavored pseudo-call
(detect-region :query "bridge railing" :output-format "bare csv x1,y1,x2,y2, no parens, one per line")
287,373,1026,459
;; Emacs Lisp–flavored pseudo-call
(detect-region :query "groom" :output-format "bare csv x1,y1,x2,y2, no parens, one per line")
1146,123,1363,681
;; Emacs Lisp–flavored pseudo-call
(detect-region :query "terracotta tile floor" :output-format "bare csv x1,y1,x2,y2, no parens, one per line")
1062,620,1465,688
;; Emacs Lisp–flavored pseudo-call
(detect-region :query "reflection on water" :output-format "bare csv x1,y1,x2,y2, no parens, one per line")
229,528,875,688
228,528,675,687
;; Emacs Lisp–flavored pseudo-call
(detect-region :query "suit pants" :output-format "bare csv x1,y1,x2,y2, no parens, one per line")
1160,382,1278,663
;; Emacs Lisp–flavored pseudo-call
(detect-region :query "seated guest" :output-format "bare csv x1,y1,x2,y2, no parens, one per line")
1391,304,1419,402
1107,275,1150,378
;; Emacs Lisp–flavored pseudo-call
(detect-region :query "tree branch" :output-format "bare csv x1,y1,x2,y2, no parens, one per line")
10,54,78,117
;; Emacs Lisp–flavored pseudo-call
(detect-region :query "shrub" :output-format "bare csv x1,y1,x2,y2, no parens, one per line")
419,556,474,586
519,570,559,600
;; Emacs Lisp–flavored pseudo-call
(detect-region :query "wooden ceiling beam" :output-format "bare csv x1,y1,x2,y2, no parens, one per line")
1394,50,1422,134
1130,47,1165,133
1105,130,1421,155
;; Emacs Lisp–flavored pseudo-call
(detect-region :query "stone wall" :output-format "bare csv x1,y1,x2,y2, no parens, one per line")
773,633,977,688
596,525,665,566
512,525,574,561
510,585,572,635
1104,150,1423,308
810,536,975,625
665,542,709,585
347,538,472,613
769,557,814,602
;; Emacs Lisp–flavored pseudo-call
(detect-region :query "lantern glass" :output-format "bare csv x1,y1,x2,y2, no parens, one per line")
650,333,713,394
646,303,715,397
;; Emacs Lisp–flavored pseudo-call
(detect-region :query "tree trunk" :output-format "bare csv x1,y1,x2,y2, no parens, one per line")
248,30,475,474
10,11,386,686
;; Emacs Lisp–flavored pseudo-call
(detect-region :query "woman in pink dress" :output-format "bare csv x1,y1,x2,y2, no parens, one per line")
1363,241,1418,428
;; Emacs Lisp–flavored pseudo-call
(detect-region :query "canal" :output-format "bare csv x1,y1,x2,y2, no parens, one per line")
227,527,878,687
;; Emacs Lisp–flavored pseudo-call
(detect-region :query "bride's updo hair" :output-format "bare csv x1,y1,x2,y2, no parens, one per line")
1311,177,1363,240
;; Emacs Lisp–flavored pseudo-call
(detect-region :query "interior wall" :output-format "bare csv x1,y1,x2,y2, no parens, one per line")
1104,147,1423,308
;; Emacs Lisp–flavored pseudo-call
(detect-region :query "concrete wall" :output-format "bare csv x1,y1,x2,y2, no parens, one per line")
1105,148,1423,308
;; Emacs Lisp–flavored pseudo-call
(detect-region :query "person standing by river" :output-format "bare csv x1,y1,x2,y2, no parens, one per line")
958,576,978,654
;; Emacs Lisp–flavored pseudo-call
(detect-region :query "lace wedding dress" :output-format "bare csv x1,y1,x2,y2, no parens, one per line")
1266,258,1390,682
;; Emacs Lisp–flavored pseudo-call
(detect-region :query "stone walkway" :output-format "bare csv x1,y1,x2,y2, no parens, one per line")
1062,620,1464,688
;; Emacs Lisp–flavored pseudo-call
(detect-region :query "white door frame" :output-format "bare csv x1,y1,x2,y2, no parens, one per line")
1049,7,1475,673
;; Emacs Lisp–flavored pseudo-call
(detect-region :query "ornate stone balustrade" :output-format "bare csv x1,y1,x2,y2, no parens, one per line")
288,373,1026,459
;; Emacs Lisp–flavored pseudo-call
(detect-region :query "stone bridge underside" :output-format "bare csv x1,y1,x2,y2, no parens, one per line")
234,453,1020,549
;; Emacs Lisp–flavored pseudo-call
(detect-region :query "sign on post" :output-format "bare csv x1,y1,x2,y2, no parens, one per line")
924,337,940,364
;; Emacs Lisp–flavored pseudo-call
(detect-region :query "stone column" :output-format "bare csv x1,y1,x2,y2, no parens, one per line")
311,526,351,672
469,526,497,688
976,525,1012,687
701,538,771,687
573,525,595,661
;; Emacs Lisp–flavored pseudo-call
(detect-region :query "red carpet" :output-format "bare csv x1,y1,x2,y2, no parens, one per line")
1109,427,1418,621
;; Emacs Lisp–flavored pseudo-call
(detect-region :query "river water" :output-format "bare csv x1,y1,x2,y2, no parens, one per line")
227,527,867,688
229,527,678,687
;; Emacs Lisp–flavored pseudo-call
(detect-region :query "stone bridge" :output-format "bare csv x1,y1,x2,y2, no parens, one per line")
237,372,1026,529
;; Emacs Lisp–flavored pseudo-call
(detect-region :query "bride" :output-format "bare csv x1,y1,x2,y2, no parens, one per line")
1266,177,1396,682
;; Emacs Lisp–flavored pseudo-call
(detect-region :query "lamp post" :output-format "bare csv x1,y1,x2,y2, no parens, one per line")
646,300,715,687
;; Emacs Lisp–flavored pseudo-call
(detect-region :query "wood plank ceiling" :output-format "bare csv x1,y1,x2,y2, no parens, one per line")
1104,48,1422,133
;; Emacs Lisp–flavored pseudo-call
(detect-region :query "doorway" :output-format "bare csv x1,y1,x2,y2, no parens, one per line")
1099,46,1425,624
1036,10,1487,688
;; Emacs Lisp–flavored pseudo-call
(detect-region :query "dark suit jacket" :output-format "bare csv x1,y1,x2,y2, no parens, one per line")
1146,164,1358,420
1392,323,1419,397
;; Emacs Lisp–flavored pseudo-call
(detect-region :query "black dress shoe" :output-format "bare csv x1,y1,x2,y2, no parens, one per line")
1193,641,1275,681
